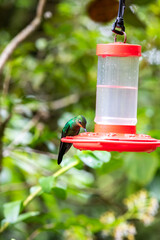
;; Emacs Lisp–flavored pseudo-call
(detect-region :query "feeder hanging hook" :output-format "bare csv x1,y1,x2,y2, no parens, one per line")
112,0,125,36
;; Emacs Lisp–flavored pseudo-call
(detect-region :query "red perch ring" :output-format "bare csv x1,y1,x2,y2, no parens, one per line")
61,132,160,153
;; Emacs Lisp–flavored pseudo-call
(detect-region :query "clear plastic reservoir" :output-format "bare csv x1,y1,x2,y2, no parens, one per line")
95,56,140,125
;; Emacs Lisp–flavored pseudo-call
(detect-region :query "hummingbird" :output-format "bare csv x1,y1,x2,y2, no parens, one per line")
58,115,87,165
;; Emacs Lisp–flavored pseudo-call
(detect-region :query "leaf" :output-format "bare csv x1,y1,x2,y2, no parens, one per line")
39,176,55,193
78,150,111,169
16,211,40,223
3,200,22,223
92,151,111,163
124,152,159,185
52,187,67,200
97,157,124,175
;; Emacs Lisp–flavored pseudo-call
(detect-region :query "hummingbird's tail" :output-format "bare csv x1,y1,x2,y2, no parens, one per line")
58,151,64,165
57,142,72,165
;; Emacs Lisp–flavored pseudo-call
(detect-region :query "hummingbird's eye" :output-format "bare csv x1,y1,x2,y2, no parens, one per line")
78,120,82,124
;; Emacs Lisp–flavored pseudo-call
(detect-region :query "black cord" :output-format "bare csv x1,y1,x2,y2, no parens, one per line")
112,0,125,35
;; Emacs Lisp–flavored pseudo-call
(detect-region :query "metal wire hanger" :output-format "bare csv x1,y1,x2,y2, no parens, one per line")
112,0,127,42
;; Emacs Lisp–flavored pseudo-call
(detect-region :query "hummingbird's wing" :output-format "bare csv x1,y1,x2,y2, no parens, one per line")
61,122,70,138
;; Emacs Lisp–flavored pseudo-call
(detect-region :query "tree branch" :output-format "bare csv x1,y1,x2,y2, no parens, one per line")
49,93,80,110
0,182,31,193
23,159,80,206
14,147,58,160
0,0,47,73
0,159,80,233
0,0,47,170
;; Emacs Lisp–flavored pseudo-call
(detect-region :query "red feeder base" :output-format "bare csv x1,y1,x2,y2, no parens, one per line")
61,132,160,153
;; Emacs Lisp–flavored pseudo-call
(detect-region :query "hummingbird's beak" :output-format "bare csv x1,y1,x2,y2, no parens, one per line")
77,122,87,132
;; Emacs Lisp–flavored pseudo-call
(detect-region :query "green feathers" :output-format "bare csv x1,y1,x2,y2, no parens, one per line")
58,115,87,165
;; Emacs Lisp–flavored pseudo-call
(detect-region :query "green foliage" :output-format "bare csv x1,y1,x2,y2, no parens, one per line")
15,211,40,223
3,200,22,223
53,187,67,200
78,150,111,168
124,152,159,185
1,0,160,239
39,176,55,194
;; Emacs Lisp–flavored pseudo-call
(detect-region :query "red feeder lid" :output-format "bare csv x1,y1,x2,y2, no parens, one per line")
96,42,141,57
61,132,160,153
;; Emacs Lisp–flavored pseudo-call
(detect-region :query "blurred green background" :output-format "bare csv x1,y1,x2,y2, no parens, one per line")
1,0,160,239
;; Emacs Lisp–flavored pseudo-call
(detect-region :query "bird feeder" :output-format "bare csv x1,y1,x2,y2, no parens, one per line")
61,0,160,153
61,41,160,153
